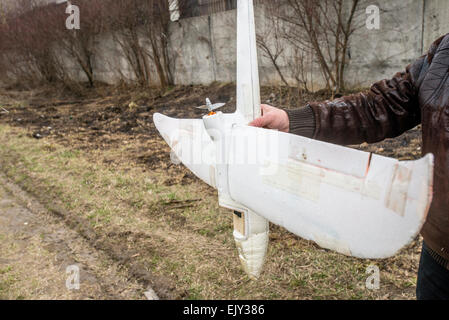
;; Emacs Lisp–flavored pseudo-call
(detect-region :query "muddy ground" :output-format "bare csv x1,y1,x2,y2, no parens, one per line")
0,83,424,300
0,173,147,300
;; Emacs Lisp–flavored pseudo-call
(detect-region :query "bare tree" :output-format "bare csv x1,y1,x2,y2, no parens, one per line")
142,0,174,88
105,0,178,88
260,0,365,93
55,0,107,88
0,1,65,85
256,9,290,87
0,0,104,87
106,0,152,86
0,0,178,89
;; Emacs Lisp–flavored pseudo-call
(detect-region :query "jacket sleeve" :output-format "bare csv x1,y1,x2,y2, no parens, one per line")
286,55,427,145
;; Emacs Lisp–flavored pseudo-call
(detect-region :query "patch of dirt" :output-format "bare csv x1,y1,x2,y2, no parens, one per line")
0,173,147,300
0,171,184,300
0,84,240,186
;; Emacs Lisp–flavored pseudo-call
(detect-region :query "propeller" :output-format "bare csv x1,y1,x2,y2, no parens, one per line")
196,98,226,114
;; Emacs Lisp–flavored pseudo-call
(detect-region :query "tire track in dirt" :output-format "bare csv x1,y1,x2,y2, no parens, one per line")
0,173,158,300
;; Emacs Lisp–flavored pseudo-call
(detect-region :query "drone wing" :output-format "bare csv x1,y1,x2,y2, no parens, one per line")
153,113,216,188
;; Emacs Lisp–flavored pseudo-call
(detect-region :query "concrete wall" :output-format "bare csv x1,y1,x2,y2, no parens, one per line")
345,0,425,89
166,0,449,90
423,0,449,50
27,1,448,90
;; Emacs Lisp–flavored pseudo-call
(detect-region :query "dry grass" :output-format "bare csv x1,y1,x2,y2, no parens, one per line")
0,124,422,300
0,180,144,300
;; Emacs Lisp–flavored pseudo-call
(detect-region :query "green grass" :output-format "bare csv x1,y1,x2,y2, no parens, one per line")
0,266,17,299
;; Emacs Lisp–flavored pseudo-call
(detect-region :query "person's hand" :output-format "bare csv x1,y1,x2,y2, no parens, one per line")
249,104,289,133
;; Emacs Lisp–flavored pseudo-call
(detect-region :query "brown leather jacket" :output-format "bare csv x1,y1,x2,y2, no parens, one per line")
286,34,449,260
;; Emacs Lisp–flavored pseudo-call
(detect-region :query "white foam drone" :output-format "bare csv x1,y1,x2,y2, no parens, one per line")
153,0,434,279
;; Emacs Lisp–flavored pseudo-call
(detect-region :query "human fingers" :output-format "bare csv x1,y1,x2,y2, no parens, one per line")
248,115,269,128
